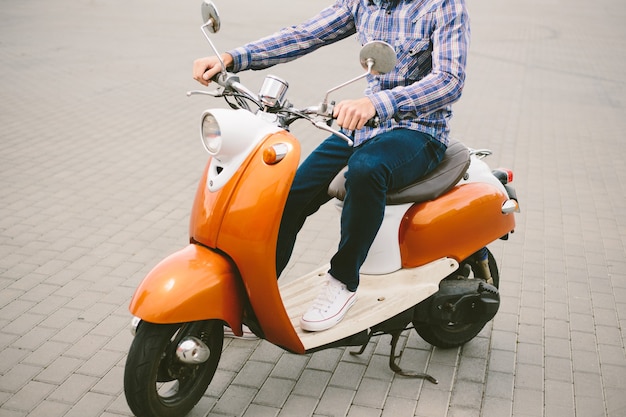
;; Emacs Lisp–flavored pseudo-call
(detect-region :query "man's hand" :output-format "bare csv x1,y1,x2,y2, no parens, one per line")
333,97,377,131
192,53,233,86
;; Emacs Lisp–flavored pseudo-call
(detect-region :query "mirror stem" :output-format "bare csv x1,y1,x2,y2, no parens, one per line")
201,21,228,79
320,57,375,113
320,71,368,113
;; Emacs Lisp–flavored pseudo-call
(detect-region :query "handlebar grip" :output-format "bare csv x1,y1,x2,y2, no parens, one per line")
327,101,379,128
210,71,228,87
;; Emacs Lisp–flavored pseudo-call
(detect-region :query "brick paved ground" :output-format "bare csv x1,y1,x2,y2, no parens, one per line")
1,0,625,416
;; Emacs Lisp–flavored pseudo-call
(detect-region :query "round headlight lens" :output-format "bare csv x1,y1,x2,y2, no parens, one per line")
201,112,222,155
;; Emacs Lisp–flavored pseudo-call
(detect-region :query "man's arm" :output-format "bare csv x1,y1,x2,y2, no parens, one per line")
228,2,357,72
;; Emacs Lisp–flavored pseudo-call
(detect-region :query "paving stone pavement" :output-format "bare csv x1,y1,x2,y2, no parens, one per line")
1,0,625,416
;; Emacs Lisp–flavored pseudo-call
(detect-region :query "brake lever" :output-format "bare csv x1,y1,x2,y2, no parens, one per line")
312,120,354,146
186,89,222,97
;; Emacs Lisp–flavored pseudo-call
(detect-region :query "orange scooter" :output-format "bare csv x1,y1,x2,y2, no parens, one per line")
123,2,520,417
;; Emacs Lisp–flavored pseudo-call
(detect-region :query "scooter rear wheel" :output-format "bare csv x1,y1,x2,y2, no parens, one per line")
124,320,223,417
414,249,500,349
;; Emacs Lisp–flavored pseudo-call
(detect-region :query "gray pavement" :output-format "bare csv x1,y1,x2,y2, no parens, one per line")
1,0,625,416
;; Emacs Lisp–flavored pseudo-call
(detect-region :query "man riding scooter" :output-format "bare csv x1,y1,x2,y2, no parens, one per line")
193,0,471,332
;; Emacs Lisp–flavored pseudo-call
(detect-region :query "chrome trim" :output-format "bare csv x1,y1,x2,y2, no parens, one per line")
260,75,289,108
130,316,141,336
176,337,211,364
272,143,289,162
502,199,520,214
470,149,492,159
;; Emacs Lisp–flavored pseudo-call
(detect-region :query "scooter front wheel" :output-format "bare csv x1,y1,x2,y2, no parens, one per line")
124,320,223,417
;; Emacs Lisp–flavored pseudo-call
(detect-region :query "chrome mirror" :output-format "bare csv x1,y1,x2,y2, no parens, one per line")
320,41,397,112
201,1,221,33
359,41,396,75
199,1,227,80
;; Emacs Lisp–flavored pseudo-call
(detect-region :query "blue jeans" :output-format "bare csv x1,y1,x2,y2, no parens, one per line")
276,129,446,291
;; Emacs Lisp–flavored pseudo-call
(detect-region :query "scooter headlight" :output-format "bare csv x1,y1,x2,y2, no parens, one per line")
201,112,222,155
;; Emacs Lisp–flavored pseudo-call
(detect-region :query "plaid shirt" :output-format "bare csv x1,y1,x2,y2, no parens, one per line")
228,0,470,147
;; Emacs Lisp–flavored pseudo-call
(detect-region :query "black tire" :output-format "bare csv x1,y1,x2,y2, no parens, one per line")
414,249,500,349
124,320,223,417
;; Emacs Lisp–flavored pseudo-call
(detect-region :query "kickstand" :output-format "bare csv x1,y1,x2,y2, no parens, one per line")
350,341,369,356
388,330,438,384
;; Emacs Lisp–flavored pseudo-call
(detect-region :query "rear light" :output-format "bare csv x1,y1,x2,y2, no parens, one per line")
492,168,513,184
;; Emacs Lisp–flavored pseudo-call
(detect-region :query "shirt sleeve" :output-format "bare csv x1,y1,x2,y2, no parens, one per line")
368,0,470,121
228,2,358,72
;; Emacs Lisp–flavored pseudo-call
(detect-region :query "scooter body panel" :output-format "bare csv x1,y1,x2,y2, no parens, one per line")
216,131,304,353
400,182,516,267
128,244,245,333
353,203,414,275
189,109,283,248
190,123,305,353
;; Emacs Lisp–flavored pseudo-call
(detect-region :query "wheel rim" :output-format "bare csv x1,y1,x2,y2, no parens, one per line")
152,322,222,409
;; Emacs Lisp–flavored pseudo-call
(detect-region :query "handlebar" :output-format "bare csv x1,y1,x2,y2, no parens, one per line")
214,72,263,108
189,71,380,147
300,105,380,128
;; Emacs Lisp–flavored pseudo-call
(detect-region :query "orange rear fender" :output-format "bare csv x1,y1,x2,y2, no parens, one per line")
400,183,516,268
128,244,245,334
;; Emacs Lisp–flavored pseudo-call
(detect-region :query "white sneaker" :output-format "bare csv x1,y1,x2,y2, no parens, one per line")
300,274,357,332
224,324,258,340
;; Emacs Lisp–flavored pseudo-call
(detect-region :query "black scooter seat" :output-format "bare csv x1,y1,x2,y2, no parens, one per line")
327,138,470,205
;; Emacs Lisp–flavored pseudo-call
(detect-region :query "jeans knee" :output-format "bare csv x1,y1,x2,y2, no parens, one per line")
345,157,388,188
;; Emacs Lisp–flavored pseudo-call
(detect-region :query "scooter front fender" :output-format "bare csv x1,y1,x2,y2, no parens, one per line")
128,244,244,333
